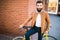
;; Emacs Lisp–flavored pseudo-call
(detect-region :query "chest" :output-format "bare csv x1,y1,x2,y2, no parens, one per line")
36,14,41,21
32,13,46,21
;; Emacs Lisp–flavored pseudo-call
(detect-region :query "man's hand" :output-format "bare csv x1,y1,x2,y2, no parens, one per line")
44,31,49,34
19,24,24,28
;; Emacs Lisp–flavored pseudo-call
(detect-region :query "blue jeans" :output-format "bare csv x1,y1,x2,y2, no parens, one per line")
25,26,42,40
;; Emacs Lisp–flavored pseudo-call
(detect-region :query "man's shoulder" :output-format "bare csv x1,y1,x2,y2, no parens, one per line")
41,10,49,17
42,10,48,13
30,12,36,16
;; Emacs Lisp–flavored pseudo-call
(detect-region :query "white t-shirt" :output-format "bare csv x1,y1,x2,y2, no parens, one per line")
35,13,41,27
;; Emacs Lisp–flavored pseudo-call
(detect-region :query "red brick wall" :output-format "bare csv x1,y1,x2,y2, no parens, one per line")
0,0,46,36
0,0,29,36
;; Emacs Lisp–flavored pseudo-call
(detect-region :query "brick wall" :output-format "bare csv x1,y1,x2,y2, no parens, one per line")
0,0,29,36
0,0,46,36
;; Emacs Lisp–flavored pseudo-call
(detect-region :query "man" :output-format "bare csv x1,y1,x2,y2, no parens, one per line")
20,1,50,40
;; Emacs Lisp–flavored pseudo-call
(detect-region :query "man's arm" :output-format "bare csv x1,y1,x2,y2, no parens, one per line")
23,16,32,26
46,12,50,32
19,15,32,28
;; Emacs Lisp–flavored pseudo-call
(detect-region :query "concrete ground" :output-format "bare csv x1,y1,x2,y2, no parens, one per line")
0,14,60,40
48,14,60,40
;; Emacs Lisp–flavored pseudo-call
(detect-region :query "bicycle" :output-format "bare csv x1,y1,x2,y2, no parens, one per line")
12,26,57,40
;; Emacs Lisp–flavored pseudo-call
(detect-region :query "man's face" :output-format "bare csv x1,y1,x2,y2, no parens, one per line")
36,3,43,12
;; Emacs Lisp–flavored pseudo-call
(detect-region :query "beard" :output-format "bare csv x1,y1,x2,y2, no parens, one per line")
37,8,42,12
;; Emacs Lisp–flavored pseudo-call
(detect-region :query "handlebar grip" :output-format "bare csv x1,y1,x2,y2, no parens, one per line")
20,26,32,32
23,26,32,29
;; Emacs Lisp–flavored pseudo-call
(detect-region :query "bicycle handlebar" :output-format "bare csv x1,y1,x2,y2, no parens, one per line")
20,26,32,32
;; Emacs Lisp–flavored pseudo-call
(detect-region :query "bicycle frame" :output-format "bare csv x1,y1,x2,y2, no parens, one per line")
12,26,57,40
43,34,49,40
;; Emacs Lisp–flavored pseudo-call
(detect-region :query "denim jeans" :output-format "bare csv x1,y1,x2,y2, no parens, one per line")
25,26,42,40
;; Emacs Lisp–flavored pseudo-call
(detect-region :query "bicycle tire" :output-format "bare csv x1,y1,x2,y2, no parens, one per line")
42,35,57,40
12,36,24,40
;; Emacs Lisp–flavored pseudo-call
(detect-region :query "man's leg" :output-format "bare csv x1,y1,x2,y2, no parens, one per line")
25,27,37,40
38,27,42,40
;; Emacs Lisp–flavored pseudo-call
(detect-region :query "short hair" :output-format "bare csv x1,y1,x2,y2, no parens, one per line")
36,1,43,5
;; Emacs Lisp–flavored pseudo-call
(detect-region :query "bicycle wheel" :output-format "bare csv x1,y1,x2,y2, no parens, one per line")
12,36,25,40
42,35,57,40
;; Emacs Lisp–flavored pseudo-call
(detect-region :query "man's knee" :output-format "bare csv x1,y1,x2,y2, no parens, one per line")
25,32,30,37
